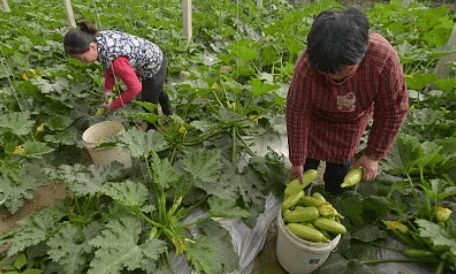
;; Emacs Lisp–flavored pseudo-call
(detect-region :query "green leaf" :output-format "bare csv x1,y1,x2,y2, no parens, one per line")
102,181,148,208
47,164,124,197
405,73,437,91
196,173,238,200
0,163,41,214
22,269,42,274
6,207,64,256
249,78,279,96
200,221,239,273
186,236,222,274
20,141,54,158
415,219,456,256
362,196,391,220
337,193,365,227
118,128,167,158
45,114,73,130
182,149,223,182
13,254,27,270
88,217,167,274
383,134,423,175
208,197,250,218
351,224,387,243
47,223,94,274
150,152,180,189
0,112,35,136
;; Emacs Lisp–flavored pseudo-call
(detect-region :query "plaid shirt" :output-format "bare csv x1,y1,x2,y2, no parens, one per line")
286,33,409,166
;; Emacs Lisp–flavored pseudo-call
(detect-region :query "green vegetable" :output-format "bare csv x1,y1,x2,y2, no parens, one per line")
299,196,326,207
287,223,329,243
341,167,363,188
312,192,326,202
283,206,319,223
281,191,305,211
403,248,433,258
313,218,347,234
435,207,452,222
284,169,318,198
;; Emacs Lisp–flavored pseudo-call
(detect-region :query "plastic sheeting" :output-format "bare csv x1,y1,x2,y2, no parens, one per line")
171,194,281,274
374,238,433,274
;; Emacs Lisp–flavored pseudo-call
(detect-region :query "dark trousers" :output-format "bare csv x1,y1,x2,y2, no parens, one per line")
303,158,351,194
140,56,172,116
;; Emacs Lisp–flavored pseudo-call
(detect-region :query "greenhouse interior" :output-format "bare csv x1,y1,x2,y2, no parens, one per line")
0,0,455,273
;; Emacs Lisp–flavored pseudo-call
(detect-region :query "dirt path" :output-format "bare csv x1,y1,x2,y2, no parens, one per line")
0,183,67,235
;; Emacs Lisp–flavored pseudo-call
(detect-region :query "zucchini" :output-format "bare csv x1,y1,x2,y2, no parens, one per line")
284,169,318,198
299,196,326,207
340,167,363,188
281,191,304,211
403,248,433,258
287,223,329,243
312,192,326,202
313,218,347,234
284,206,319,223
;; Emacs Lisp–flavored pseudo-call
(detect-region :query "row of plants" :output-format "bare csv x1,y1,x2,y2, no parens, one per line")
0,0,455,273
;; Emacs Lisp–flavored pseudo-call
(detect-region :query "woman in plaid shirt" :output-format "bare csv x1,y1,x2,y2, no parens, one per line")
286,7,409,194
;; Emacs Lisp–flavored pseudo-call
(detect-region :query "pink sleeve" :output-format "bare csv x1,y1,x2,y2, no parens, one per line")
108,57,142,111
103,69,115,92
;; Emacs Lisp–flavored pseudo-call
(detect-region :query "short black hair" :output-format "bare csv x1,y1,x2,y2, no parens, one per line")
307,7,369,73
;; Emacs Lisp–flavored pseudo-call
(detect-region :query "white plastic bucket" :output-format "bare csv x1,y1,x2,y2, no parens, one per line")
82,121,132,168
276,211,341,274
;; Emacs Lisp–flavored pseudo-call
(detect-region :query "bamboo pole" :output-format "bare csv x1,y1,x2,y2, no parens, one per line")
183,0,192,40
62,0,76,28
1,0,10,12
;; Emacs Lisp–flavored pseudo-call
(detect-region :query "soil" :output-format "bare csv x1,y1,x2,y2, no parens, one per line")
0,183,68,254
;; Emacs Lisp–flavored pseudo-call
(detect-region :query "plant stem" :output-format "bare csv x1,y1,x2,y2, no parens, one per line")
368,242,403,253
360,258,428,265
236,130,256,157
231,127,237,163
406,173,421,217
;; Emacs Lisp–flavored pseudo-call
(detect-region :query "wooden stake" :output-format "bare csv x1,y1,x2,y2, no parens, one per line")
1,0,10,12
183,0,192,41
62,0,76,28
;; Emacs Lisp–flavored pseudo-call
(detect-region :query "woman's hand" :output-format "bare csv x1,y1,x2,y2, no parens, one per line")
289,165,304,182
352,155,379,181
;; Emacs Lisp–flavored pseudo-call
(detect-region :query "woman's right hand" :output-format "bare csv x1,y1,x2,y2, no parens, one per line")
289,165,304,182
103,91,113,102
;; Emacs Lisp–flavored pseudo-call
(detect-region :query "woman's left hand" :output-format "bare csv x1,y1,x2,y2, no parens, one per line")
352,155,379,181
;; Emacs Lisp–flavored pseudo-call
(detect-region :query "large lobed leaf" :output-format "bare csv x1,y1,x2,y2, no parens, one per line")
47,163,124,197
102,180,148,209
150,152,180,189
0,162,43,214
182,149,223,183
208,197,250,219
415,219,456,256
88,216,167,274
5,207,65,256
47,222,102,274
383,134,423,175
185,236,222,274
0,112,35,136
118,128,167,158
